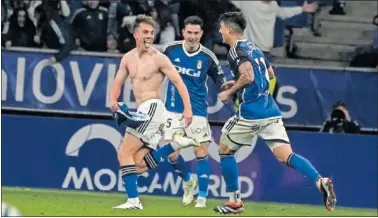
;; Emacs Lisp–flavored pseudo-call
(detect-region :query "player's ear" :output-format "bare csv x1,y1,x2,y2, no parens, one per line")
181,28,185,37
199,29,204,37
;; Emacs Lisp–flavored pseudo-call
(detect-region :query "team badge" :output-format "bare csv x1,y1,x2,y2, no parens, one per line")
197,60,202,69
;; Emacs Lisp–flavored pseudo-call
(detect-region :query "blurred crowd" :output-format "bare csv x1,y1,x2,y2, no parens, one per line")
1,0,376,68
1,0,240,62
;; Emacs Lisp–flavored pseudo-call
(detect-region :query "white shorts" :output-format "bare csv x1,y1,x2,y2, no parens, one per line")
126,99,167,149
164,111,212,144
220,116,290,151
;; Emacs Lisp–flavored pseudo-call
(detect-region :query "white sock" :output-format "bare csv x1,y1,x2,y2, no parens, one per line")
228,190,241,202
127,197,140,203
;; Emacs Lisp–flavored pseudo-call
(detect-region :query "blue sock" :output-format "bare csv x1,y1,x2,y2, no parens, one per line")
120,165,138,198
287,153,321,183
170,154,191,182
152,143,174,161
220,154,239,193
196,156,210,198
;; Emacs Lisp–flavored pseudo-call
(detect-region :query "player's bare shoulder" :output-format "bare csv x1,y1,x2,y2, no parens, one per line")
153,48,173,69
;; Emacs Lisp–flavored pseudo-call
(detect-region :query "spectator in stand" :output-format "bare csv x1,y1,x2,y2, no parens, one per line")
178,0,220,49
231,0,318,62
34,4,75,63
26,0,71,27
320,101,360,134
2,8,38,48
329,0,346,15
71,0,108,52
120,1,175,52
107,33,119,53
151,0,175,50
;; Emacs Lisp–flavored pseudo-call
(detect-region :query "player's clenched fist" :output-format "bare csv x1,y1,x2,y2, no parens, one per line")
221,80,236,91
219,90,231,104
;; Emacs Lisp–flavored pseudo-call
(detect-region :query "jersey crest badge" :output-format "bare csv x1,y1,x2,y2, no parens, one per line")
197,60,202,69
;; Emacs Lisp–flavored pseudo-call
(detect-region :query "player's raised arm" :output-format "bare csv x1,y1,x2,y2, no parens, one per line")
157,53,193,126
110,54,129,111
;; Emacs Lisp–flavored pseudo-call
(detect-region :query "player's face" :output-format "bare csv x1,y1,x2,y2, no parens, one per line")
182,24,203,49
134,23,155,51
219,22,231,45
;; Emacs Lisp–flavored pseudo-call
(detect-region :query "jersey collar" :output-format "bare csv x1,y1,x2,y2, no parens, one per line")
232,39,248,48
182,41,202,57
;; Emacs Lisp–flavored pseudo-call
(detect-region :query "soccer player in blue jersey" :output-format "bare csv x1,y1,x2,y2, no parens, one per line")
213,12,337,214
134,16,226,208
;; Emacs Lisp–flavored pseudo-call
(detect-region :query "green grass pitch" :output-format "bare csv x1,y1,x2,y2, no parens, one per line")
2,187,377,216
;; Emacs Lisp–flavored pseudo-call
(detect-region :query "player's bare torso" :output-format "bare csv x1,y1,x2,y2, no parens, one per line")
124,48,165,107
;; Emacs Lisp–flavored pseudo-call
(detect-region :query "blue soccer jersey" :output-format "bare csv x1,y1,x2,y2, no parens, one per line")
163,41,225,117
227,39,281,120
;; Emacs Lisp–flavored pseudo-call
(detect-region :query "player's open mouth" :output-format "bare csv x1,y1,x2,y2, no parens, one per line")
144,40,152,47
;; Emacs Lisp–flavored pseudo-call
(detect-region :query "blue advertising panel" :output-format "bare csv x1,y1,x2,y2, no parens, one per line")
2,114,377,208
2,50,377,129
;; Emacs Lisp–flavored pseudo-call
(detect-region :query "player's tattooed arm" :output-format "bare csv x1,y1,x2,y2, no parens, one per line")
110,54,129,111
226,61,254,95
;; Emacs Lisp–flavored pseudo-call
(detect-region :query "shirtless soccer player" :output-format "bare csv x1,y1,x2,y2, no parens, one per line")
109,15,197,210
133,16,226,209
213,12,337,214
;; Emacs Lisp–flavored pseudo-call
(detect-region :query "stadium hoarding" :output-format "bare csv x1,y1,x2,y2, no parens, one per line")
2,48,378,130
2,114,377,208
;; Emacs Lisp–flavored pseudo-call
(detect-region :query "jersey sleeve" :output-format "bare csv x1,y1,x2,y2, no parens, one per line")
264,57,271,69
208,55,226,86
234,47,250,69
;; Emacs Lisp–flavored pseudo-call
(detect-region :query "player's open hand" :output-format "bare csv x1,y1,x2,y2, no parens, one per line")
181,108,193,127
219,91,230,104
221,80,236,91
110,101,119,112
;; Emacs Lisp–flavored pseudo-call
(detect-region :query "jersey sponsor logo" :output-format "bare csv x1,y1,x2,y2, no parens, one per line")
174,65,201,78
62,123,255,199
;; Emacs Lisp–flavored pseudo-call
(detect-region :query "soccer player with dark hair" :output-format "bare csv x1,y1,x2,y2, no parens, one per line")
213,11,336,214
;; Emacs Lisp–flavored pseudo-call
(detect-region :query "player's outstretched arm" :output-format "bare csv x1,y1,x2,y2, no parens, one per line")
157,53,193,126
110,54,129,111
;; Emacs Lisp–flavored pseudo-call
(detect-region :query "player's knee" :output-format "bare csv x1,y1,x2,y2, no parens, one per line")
194,143,208,157
272,143,293,163
218,143,232,155
136,166,148,175
134,151,146,167
117,150,130,162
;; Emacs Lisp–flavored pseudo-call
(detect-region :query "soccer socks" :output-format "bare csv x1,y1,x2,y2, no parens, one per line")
143,144,175,169
196,156,210,198
120,165,139,200
152,143,175,161
287,153,321,183
220,154,241,202
169,154,191,182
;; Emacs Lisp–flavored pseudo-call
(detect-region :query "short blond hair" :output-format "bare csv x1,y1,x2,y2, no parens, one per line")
133,14,157,32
